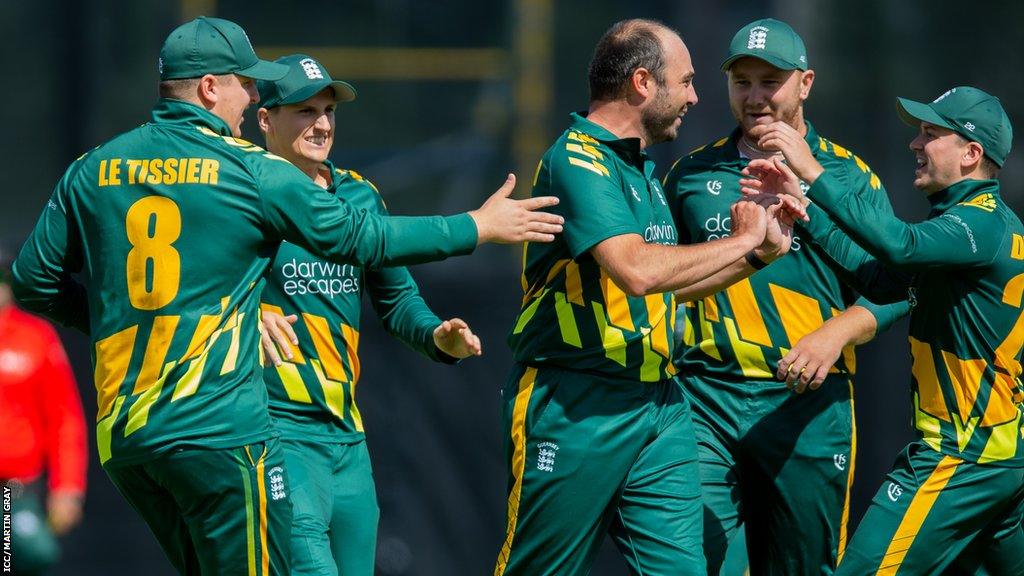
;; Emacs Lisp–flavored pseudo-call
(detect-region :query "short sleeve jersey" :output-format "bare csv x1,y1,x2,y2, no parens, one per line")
508,113,678,382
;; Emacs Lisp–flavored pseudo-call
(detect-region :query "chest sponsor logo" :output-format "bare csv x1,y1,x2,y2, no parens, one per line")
536,442,558,472
887,482,903,502
706,180,723,195
645,222,677,244
629,184,642,202
701,211,803,251
280,258,360,298
268,466,287,501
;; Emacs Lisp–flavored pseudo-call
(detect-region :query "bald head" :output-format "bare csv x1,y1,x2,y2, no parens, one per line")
588,19,681,102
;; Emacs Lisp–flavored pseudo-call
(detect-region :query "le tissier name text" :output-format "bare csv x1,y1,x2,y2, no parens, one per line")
98,158,220,187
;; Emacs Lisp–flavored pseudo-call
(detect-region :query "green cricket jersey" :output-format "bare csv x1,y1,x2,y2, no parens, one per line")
508,113,677,382
12,99,478,467
262,162,451,442
801,169,1024,466
663,123,908,380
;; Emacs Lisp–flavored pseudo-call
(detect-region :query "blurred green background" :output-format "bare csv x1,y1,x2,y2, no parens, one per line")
2,0,1022,573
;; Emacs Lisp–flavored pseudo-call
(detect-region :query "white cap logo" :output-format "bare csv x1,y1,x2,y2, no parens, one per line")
934,88,956,103
158,57,163,73
300,58,324,80
747,26,769,50
964,122,976,132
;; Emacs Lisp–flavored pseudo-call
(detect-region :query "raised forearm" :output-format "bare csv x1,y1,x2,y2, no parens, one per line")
630,233,760,295
673,256,754,302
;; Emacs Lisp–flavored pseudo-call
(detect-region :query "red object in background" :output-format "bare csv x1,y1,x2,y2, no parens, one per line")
0,305,86,494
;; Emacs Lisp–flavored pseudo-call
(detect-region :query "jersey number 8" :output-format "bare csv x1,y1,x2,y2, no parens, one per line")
125,196,181,310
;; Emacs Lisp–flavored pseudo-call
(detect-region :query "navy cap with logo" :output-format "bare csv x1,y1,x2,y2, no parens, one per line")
256,54,357,110
721,18,808,71
159,16,289,81
897,86,1013,167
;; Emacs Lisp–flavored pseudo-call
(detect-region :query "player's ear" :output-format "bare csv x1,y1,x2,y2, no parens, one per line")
196,74,219,107
257,107,271,133
799,69,815,101
630,67,655,101
962,141,985,172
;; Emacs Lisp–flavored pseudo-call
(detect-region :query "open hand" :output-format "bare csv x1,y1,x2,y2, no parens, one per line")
48,491,83,536
749,122,824,183
468,174,565,244
261,309,298,366
433,318,482,359
741,157,809,204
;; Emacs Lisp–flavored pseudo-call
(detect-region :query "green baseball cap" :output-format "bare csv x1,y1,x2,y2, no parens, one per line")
159,16,289,81
721,18,808,71
256,54,357,109
897,86,1013,167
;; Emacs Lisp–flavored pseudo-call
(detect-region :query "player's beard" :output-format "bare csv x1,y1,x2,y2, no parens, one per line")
641,85,681,145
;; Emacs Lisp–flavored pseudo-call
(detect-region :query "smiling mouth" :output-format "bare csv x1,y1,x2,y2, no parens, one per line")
305,136,328,146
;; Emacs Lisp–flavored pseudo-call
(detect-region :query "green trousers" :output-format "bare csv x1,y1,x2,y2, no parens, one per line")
836,441,1024,575
680,371,856,576
105,438,292,575
282,437,379,576
494,364,706,576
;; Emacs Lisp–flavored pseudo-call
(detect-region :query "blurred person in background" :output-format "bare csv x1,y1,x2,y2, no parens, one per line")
663,19,908,575
0,243,86,574
255,54,485,576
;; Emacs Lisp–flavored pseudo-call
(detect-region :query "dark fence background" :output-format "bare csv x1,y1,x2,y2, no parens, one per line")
2,0,1022,573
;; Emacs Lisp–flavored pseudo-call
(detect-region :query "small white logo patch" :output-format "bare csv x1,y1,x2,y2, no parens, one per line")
300,58,324,80
833,454,847,471
268,466,287,500
964,122,976,132
630,184,642,202
747,26,769,50
887,482,903,502
706,180,723,195
536,442,559,472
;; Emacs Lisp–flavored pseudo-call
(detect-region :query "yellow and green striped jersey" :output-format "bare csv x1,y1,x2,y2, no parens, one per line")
508,113,677,382
663,122,909,381
803,171,1024,466
12,100,478,467
261,163,450,441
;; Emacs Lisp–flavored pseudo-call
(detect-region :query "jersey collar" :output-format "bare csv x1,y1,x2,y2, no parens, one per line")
151,98,234,136
927,178,1001,214
569,112,651,175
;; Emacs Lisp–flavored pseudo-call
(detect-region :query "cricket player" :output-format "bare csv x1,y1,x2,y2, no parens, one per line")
253,54,484,576
496,19,806,575
745,86,1024,574
11,16,561,575
662,19,909,575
